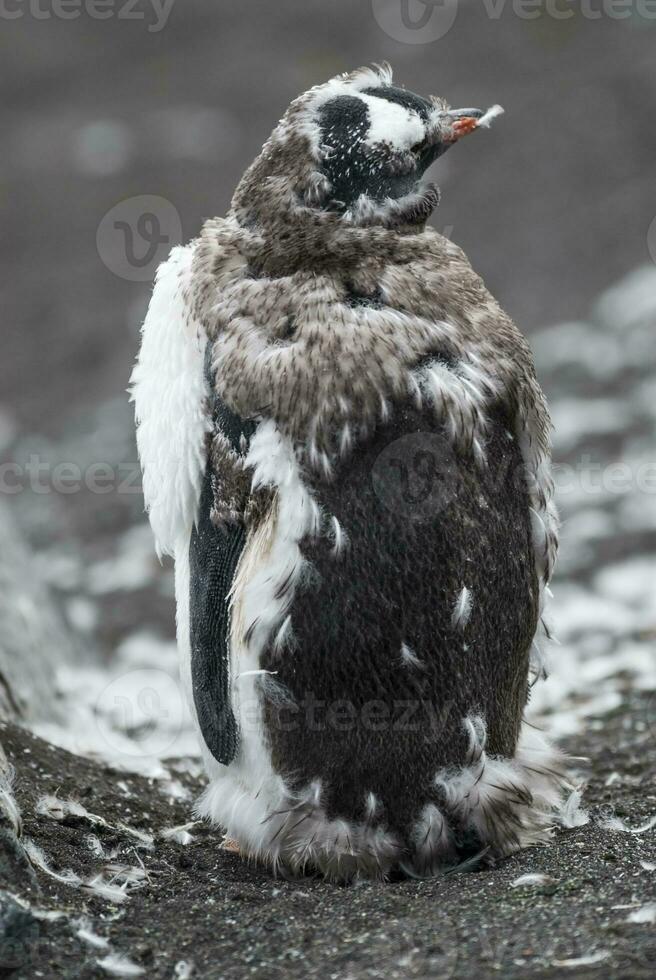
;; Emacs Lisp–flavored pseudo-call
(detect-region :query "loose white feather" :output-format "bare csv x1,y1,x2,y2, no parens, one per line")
559,789,589,828
511,873,556,888
451,587,473,630
97,954,145,978
75,923,110,951
626,904,656,924
330,516,348,557
599,813,656,835
476,104,504,129
552,952,609,968
400,643,424,670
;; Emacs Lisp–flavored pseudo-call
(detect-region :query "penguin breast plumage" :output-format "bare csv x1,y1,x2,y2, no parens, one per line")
131,64,565,881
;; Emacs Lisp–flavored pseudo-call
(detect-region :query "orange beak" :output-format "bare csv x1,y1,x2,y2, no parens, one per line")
451,116,480,139
442,106,504,144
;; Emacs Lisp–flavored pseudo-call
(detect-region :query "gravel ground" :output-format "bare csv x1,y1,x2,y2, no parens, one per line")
1,690,655,980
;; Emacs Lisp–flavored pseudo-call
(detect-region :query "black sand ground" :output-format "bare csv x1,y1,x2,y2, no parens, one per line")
1,690,654,980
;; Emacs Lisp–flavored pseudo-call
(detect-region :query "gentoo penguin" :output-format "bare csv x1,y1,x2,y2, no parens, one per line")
131,64,565,880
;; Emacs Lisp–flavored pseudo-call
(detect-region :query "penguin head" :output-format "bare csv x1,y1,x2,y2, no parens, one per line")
315,80,500,214
231,65,502,246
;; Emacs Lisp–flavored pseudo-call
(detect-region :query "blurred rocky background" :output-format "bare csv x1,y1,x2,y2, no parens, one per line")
0,2,655,977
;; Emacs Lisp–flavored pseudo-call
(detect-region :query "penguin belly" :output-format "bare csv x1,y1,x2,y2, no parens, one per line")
259,401,539,861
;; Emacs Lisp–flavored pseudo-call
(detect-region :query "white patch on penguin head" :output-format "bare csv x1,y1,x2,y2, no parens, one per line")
358,93,426,153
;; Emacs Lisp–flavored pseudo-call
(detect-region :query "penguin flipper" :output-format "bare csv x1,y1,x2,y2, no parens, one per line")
188,347,257,766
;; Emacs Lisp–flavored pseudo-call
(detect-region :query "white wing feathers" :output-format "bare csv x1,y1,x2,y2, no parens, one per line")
130,245,211,558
